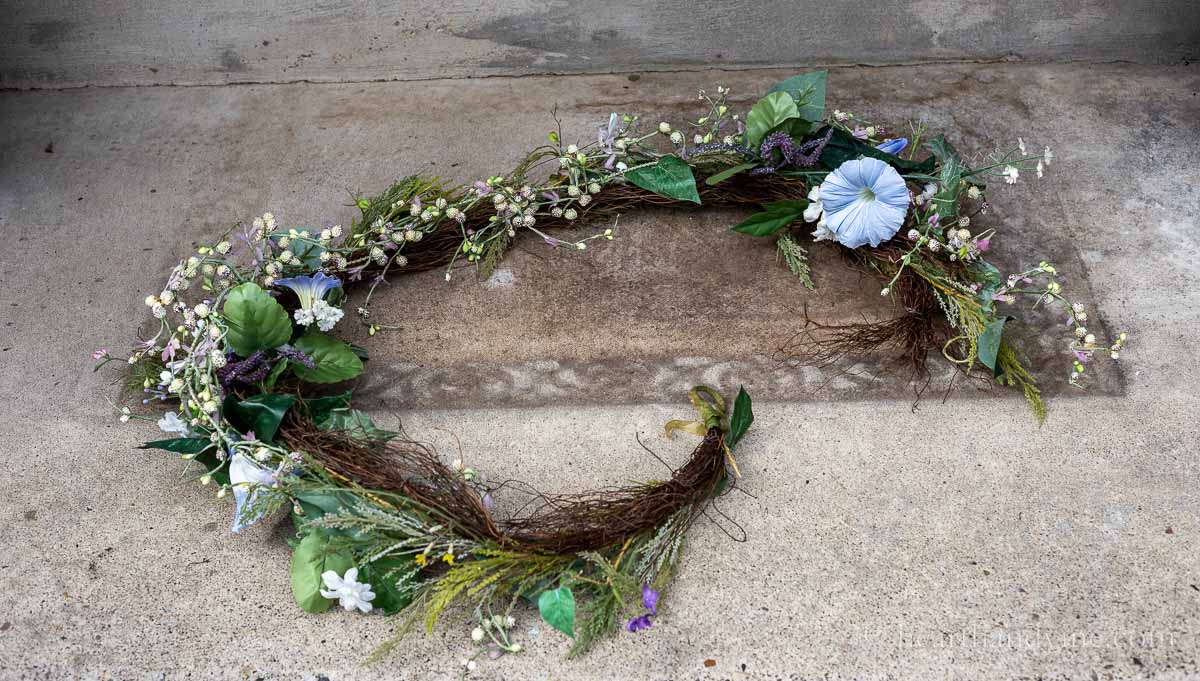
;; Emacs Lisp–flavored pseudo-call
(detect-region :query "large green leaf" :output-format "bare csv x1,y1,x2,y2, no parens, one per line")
300,391,353,423
766,71,828,123
730,200,808,237
292,332,364,384
744,91,799,148
317,407,397,441
820,127,937,175
224,393,296,443
361,557,421,615
138,437,213,454
537,587,576,638
726,386,754,450
977,318,1009,377
290,532,354,614
222,283,292,357
291,490,373,542
625,155,701,204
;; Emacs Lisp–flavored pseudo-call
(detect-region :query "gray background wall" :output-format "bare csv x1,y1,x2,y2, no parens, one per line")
1,0,1197,89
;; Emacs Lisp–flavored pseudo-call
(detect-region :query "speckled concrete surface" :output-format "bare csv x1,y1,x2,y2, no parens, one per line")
1,63,1198,680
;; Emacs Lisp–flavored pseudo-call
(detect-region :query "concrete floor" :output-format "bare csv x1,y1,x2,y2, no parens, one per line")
1,62,1198,679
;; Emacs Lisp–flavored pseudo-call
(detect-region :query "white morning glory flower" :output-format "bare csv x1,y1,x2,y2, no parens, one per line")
320,567,376,613
229,452,276,533
818,157,910,249
157,411,192,438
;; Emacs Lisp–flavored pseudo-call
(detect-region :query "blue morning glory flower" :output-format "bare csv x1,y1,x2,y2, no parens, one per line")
274,272,341,310
818,157,911,249
876,137,908,155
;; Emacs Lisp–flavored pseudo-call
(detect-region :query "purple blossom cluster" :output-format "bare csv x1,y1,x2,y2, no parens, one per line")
750,128,833,176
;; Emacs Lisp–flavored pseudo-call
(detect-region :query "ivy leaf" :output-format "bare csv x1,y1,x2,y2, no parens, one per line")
767,71,828,123
705,162,757,186
977,318,1010,377
537,586,576,638
730,199,808,237
223,393,296,443
138,437,213,454
625,155,701,204
292,332,364,384
290,532,354,614
726,386,754,450
222,283,292,357
745,91,799,148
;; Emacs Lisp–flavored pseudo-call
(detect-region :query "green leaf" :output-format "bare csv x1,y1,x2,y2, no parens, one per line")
264,358,289,390
537,587,576,638
977,318,1009,376
767,71,828,123
317,407,397,441
727,387,754,450
138,437,213,454
361,557,420,615
291,490,373,541
222,283,292,357
730,199,808,237
745,91,799,148
705,162,757,186
925,134,973,220
290,532,354,614
300,391,353,423
820,127,936,175
223,393,296,443
625,155,701,204
292,332,364,384
970,260,1003,309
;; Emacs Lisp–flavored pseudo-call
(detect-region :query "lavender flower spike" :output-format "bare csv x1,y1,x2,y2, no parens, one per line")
274,272,341,311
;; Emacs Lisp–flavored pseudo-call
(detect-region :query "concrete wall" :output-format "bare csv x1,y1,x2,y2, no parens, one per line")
1,0,1196,89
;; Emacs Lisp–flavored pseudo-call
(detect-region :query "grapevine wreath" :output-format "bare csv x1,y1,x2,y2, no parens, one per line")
97,71,1126,667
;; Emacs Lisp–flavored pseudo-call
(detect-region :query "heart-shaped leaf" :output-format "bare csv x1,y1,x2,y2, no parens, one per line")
222,283,292,357
292,332,364,384
745,91,799,148
290,532,354,614
224,393,296,443
766,71,828,123
625,155,701,204
537,586,576,638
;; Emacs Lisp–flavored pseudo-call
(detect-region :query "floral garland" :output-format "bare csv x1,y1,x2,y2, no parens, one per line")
97,71,1126,671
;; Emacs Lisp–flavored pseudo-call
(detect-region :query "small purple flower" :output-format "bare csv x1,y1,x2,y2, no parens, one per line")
876,138,909,155
472,181,492,197
626,614,654,633
852,126,870,140
626,584,660,633
641,584,659,615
